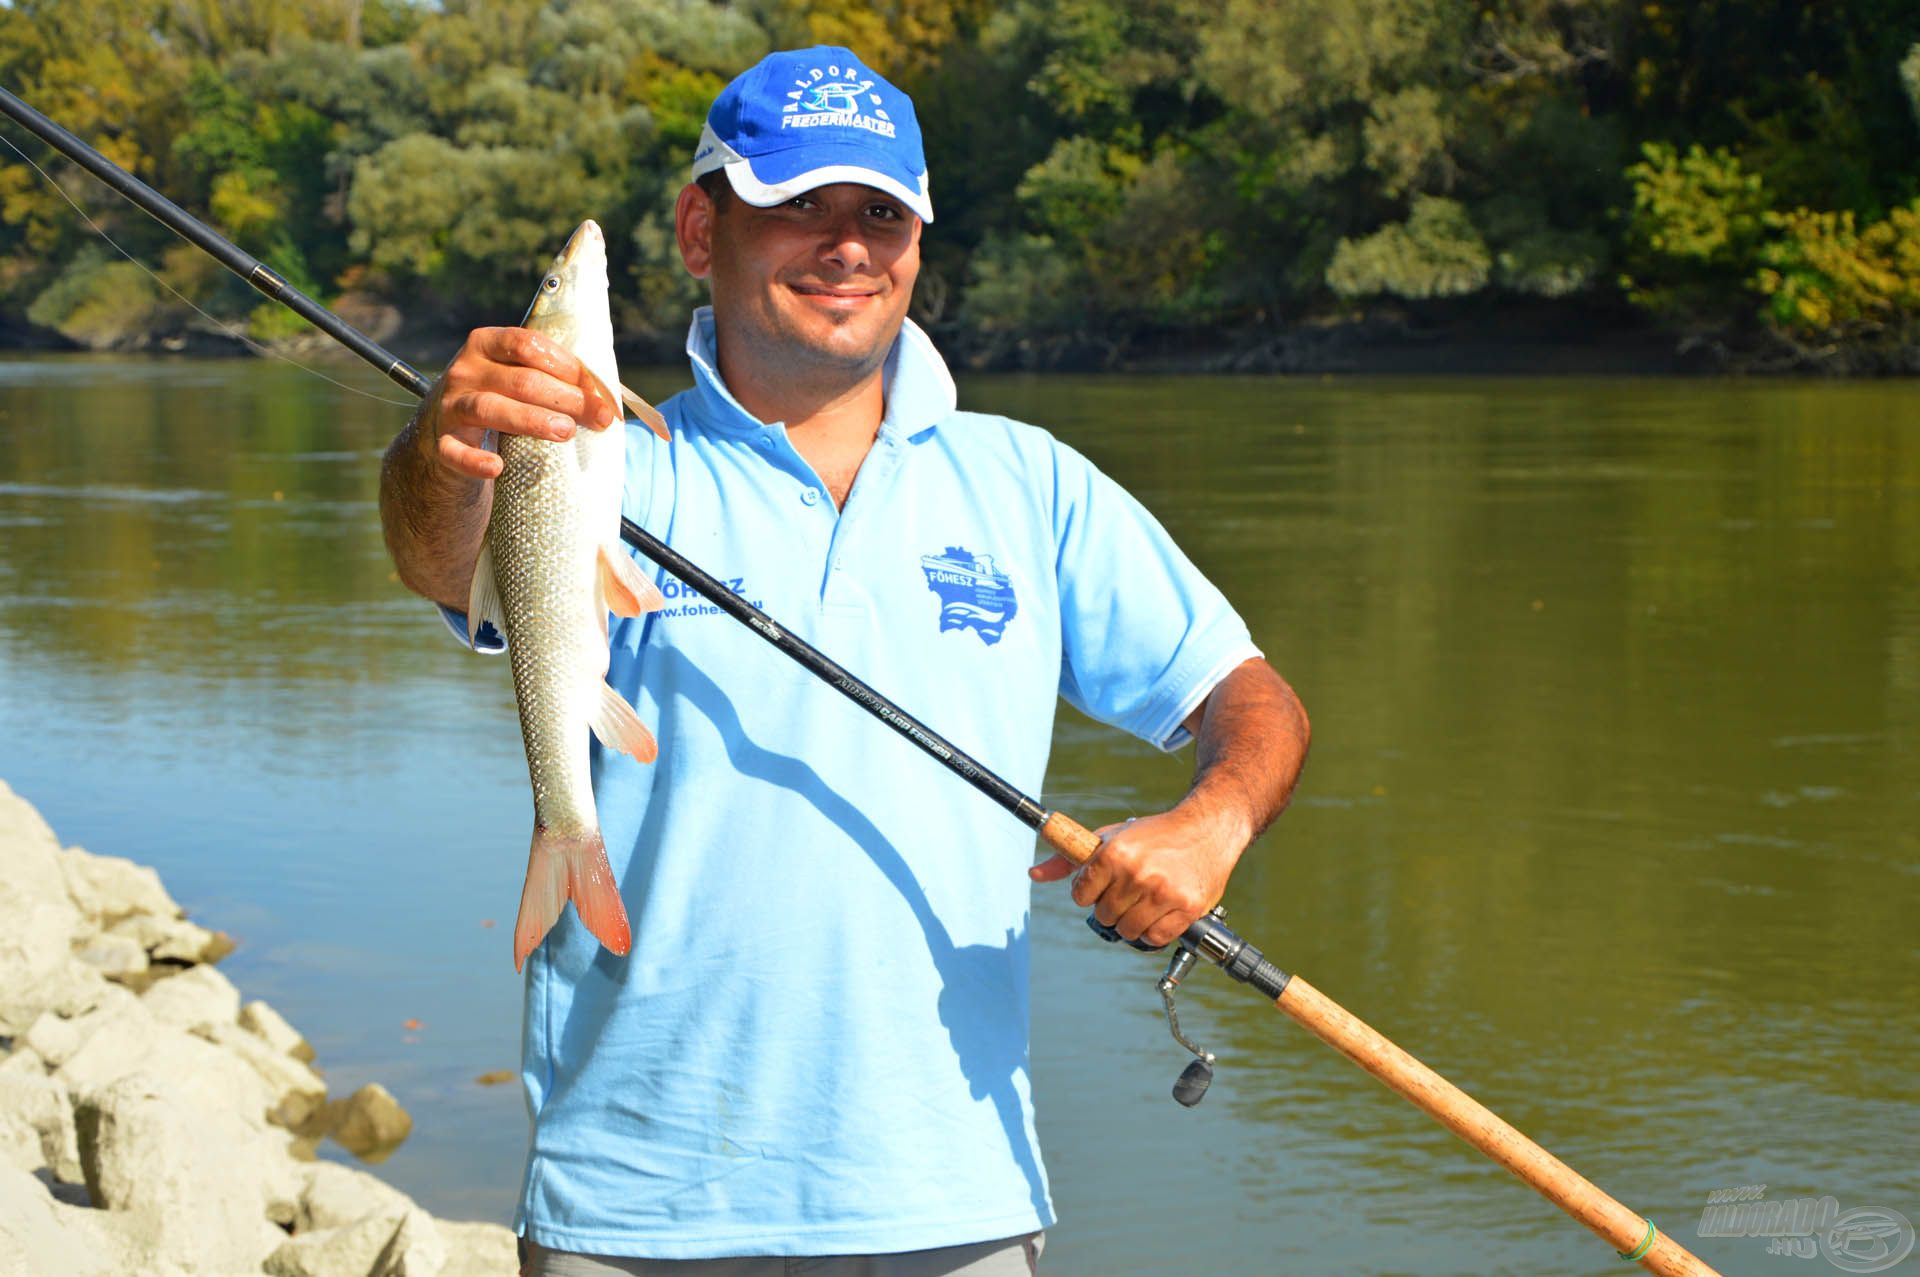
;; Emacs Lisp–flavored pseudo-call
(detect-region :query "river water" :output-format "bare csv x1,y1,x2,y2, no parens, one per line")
1,355,1914,1275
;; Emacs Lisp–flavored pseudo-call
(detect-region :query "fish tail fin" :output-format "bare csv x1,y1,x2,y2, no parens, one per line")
513,827,632,972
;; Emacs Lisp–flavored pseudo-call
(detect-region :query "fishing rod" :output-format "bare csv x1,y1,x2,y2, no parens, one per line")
0,83,1719,1276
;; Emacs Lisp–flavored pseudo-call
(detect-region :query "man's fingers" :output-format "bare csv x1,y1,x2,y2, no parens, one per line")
445,389,579,443
472,325,584,381
577,370,620,429
435,430,503,480
1028,853,1076,883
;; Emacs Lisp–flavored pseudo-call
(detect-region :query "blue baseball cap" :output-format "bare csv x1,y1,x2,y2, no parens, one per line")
692,46,933,224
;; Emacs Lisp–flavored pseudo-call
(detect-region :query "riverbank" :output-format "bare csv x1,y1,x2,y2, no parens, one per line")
9,294,1914,377
0,779,518,1277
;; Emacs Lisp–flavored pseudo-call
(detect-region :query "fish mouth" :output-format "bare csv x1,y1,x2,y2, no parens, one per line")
558,219,606,269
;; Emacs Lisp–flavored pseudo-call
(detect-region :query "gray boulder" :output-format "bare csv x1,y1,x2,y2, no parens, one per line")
0,1070,80,1181
57,845,181,928
0,780,70,905
295,1159,413,1232
140,962,242,1030
316,1083,414,1162
242,998,318,1063
0,1161,120,1277
74,1075,292,1273
439,1220,521,1277
194,1020,328,1129
71,929,149,982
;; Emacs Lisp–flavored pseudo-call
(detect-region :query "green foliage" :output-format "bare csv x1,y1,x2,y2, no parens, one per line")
1754,202,1920,344
1326,196,1491,300
1619,142,1769,318
0,0,1916,360
26,247,161,346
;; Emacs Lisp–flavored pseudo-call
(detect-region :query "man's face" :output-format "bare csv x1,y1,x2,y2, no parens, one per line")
680,180,921,387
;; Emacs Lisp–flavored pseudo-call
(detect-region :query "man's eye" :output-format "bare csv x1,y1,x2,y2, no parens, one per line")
866,204,902,221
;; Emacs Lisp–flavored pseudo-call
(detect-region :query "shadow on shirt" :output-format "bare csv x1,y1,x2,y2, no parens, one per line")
579,644,1048,1220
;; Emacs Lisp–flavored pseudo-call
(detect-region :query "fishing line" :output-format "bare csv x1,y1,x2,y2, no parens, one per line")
0,132,416,408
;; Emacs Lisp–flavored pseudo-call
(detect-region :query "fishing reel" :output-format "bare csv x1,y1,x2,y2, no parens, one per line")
1085,904,1290,1108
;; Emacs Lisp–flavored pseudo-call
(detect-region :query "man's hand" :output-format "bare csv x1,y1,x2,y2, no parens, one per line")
414,326,620,480
1030,807,1246,948
1028,658,1309,948
380,326,621,609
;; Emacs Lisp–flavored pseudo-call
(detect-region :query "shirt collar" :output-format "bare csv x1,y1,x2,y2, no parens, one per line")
682,305,957,441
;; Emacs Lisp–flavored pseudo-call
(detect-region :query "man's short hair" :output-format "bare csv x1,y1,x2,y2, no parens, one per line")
695,170,733,212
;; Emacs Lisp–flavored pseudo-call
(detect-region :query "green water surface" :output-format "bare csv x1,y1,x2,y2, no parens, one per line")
0,356,1914,1275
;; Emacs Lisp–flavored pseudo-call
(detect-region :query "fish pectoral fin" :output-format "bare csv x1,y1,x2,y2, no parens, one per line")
514,826,631,972
620,383,671,442
598,543,666,617
466,543,504,651
591,681,658,763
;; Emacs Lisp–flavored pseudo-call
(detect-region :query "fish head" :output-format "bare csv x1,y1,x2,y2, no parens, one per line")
522,219,619,407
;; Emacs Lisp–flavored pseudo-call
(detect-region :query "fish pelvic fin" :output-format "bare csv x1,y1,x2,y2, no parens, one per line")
466,542,504,650
591,681,658,763
514,826,632,972
599,543,666,618
621,383,670,442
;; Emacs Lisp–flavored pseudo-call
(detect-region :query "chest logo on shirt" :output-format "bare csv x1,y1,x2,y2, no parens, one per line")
920,546,1019,645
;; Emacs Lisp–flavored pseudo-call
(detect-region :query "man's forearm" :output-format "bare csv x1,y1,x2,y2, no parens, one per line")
378,408,491,612
1176,658,1310,855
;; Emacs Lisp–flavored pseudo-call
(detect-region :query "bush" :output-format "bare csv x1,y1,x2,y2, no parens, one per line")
26,249,161,348
1754,201,1920,344
1326,196,1491,300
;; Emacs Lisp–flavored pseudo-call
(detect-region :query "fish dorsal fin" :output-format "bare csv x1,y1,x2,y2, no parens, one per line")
466,542,504,650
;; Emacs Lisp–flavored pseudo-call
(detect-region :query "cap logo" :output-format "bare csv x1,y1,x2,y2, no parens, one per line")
780,62,896,138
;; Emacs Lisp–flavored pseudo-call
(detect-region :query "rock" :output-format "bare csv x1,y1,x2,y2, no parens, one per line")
109,911,236,965
58,1004,292,1134
140,962,242,1030
0,1071,80,1182
376,1206,450,1276
71,929,149,982
317,1083,414,1162
23,982,144,1070
0,886,84,1030
242,998,317,1063
438,1220,520,1277
0,956,112,1037
21,1010,84,1069
0,1161,121,1277
0,781,70,905
266,1208,409,1277
57,846,181,928
0,1109,40,1175
74,1076,289,1273
194,1020,328,1128
296,1160,413,1232
46,989,161,1099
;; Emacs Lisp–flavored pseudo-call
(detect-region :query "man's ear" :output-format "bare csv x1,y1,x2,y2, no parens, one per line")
676,182,715,279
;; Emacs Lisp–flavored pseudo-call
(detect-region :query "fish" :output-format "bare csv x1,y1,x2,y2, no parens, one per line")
465,218,669,971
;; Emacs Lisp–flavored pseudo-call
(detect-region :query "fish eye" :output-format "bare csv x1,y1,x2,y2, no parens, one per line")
542,275,561,292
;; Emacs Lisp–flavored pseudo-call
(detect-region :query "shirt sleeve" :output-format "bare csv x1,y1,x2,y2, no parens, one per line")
1051,439,1262,752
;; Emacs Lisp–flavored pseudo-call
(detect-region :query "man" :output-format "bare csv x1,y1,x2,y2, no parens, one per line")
380,46,1308,1277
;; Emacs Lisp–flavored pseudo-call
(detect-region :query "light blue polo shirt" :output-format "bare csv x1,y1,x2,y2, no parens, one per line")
446,308,1259,1258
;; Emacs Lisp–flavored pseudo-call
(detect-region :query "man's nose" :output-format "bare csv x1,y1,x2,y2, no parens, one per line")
819,215,873,271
